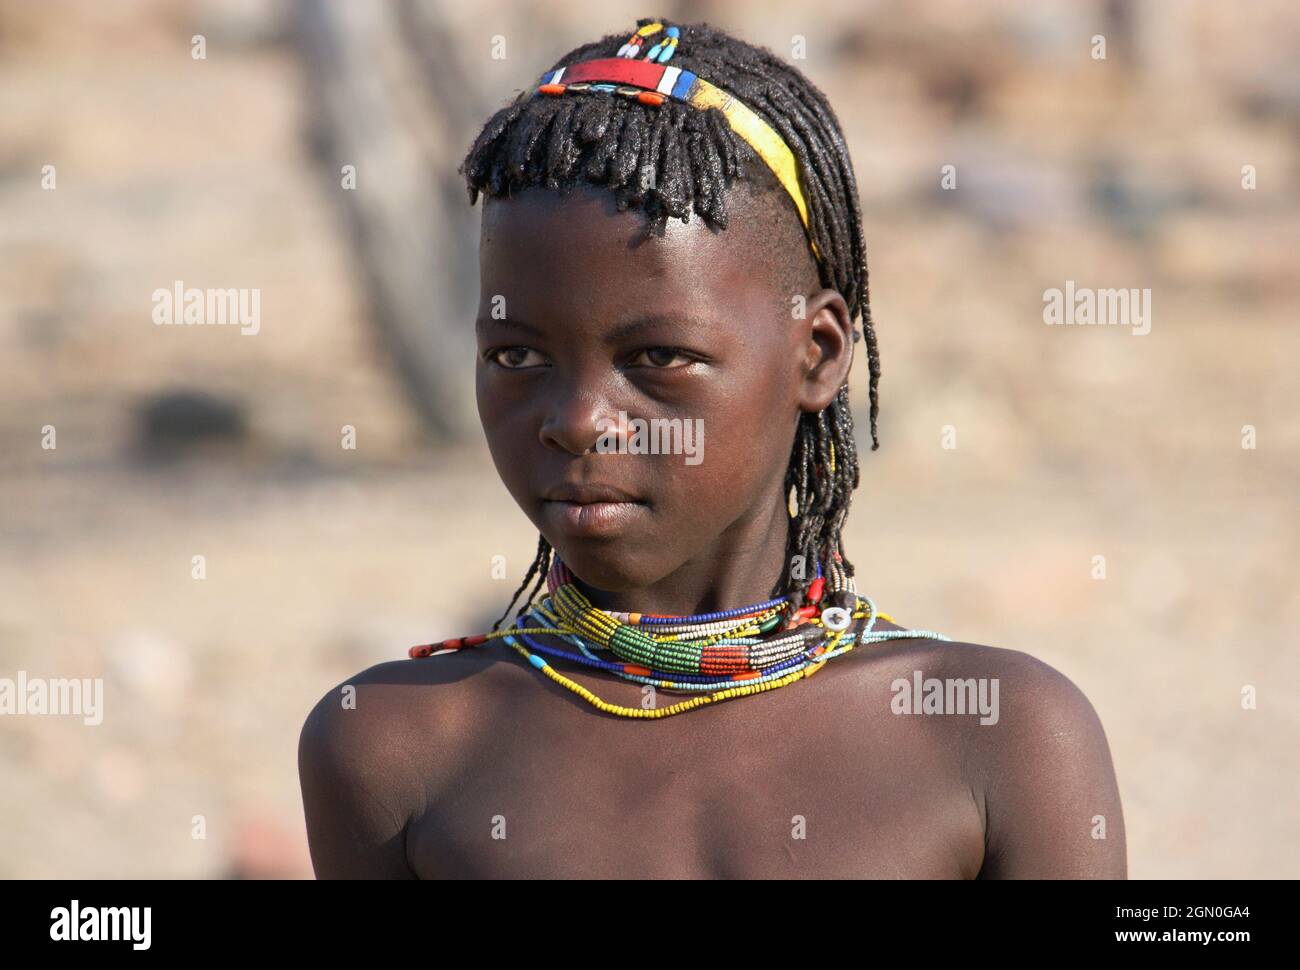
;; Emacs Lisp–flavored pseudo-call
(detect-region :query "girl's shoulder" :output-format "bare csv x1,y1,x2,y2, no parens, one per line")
860,627,1125,877
298,649,519,876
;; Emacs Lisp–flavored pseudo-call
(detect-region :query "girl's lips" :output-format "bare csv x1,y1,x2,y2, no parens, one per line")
542,499,647,537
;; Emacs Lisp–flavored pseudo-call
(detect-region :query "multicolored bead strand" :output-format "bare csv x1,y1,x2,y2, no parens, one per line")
644,26,680,63
616,22,664,59
408,554,951,719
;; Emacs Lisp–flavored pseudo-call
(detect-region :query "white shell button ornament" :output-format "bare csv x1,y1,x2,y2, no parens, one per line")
820,606,851,632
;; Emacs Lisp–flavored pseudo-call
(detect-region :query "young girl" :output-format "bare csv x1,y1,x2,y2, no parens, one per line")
299,18,1126,879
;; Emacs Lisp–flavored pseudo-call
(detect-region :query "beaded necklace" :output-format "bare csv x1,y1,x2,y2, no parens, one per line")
409,554,950,719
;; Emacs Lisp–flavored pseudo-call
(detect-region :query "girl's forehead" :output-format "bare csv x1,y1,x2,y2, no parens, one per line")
479,182,815,306
483,188,738,292
481,184,722,252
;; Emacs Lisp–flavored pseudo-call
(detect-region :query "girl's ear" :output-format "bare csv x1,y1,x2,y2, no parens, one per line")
796,288,855,413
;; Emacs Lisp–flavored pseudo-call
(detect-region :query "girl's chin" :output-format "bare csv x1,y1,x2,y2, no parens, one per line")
546,550,671,597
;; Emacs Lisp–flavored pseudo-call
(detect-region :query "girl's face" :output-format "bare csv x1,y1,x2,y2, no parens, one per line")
475,182,851,597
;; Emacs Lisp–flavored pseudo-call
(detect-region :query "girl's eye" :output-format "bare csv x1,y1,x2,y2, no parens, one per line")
486,346,546,369
629,347,694,369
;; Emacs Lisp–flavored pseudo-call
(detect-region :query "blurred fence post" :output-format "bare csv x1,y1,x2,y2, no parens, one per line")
295,0,487,442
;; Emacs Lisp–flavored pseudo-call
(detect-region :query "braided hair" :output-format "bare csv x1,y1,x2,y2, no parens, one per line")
463,18,878,628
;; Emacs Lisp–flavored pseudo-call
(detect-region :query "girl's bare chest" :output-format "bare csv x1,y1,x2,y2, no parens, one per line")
406,664,985,878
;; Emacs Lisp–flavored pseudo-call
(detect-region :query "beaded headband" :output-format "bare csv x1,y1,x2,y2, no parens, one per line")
532,22,822,263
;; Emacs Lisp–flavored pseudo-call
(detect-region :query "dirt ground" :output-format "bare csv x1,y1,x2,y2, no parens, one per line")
1,0,1297,878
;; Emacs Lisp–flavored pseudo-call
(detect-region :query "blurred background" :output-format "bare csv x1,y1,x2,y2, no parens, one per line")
1,0,1296,878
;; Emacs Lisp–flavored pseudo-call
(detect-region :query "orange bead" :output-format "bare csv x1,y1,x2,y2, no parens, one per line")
637,91,666,106
538,83,566,95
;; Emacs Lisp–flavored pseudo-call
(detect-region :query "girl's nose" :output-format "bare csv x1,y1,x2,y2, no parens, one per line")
538,386,622,456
